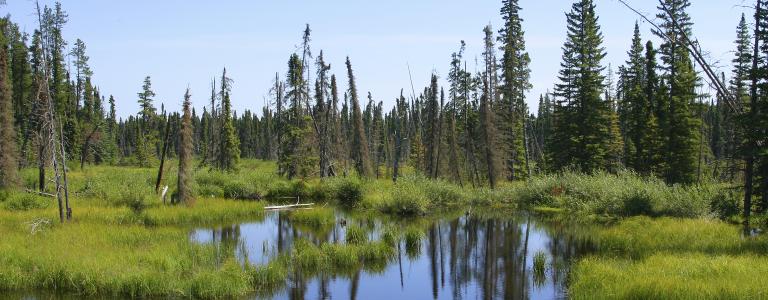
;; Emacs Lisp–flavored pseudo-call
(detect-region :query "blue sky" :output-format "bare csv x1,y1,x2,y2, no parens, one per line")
4,0,751,118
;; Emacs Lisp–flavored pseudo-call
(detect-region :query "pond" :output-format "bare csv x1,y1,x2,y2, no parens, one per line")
190,208,594,300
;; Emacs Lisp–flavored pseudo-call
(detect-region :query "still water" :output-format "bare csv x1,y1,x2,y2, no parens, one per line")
190,209,593,300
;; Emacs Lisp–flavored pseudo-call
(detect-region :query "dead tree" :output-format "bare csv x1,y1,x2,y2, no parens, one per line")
35,1,71,222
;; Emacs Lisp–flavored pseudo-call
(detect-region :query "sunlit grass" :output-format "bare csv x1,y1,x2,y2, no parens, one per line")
571,254,768,300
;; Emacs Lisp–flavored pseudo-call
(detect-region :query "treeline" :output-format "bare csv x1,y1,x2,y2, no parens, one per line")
0,0,767,215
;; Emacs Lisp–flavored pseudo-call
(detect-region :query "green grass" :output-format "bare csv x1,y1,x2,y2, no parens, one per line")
571,254,768,300
569,216,768,299
592,216,767,259
287,207,335,228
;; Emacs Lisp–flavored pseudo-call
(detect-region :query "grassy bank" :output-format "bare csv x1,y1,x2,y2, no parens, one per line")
570,217,768,299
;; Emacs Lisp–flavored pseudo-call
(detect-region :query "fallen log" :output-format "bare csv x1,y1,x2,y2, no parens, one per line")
25,189,56,198
264,203,315,210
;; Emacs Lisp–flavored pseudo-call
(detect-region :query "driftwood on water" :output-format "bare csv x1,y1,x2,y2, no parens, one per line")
264,203,315,210
264,196,314,210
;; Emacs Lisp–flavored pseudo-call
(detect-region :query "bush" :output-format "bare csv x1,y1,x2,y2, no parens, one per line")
266,181,312,202
383,177,431,216
333,179,363,207
3,193,50,211
622,190,655,217
116,189,151,213
222,181,261,200
709,187,741,220
0,189,9,202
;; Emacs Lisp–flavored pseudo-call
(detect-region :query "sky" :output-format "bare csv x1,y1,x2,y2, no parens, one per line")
3,0,752,119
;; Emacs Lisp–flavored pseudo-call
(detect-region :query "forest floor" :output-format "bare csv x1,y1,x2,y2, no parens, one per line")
0,160,766,298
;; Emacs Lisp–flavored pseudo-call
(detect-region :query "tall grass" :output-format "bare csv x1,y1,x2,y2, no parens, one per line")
592,216,767,259
571,254,768,300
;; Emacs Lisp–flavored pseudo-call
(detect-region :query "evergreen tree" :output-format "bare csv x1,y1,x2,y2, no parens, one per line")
424,74,440,178
621,23,654,173
654,0,701,184
481,25,500,188
279,55,314,178
550,0,611,173
137,76,156,123
177,89,194,206
498,0,531,180
346,57,372,178
217,68,240,171
643,41,665,176
0,23,19,187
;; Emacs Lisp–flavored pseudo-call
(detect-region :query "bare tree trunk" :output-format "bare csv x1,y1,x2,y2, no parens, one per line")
155,116,171,194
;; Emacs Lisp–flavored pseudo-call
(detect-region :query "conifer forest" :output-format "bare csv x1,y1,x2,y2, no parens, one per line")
1,0,768,299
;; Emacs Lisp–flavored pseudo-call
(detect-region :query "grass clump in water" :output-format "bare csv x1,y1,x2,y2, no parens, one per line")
404,227,424,259
288,207,335,228
345,224,368,245
533,250,547,277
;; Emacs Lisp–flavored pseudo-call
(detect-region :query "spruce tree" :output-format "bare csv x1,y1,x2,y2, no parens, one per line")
346,57,372,178
622,23,653,173
279,54,315,178
137,76,156,123
0,24,19,188
643,41,665,176
424,74,440,178
481,25,500,188
654,0,701,184
217,69,240,171
550,0,611,173
498,0,531,180
178,89,194,206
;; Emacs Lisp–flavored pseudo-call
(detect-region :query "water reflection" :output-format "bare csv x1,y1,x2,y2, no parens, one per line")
191,210,593,300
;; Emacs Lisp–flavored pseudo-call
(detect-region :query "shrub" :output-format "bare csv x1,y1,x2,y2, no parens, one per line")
385,178,430,216
709,187,741,220
3,193,50,211
116,189,151,213
266,181,311,202
622,190,655,217
333,179,363,207
222,181,261,200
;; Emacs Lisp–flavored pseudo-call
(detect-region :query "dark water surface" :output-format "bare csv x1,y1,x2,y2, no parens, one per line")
191,209,594,300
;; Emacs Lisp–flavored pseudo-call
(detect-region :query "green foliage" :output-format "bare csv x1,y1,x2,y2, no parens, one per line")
532,250,547,278
404,227,424,259
592,217,767,259
222,181,261,200
329,178,363,207
571,254,768,300
381,175,467,216
116,189,151,213
511,171,716,218
288,207,335,228
345,224,368,245
2,193,50,211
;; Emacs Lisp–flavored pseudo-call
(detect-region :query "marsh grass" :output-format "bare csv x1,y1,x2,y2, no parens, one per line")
287,207,335,229
569,216,768,299
345,224,368,244
593,216,768,259
571,254,768,300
